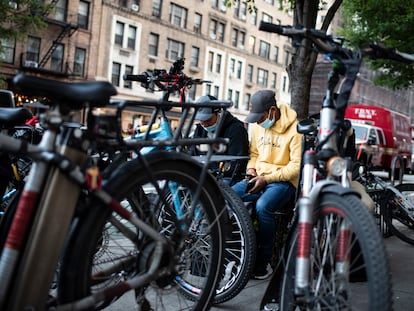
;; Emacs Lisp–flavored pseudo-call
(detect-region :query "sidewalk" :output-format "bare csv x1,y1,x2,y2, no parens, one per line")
211,234,414,310
106,234,414,310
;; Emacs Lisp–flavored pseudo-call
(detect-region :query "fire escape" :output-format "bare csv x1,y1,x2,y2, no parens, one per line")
22,1,78,75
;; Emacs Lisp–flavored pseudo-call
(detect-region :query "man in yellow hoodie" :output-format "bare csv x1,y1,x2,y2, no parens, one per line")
232,89,302,279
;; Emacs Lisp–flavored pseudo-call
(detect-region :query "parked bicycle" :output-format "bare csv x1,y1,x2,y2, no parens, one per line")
357,162,414,245
123,60,257,304
0,71,232,310
257,21,413,310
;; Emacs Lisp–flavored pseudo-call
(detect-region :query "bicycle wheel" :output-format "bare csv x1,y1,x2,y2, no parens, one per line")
58,152,226,311
384,183,414,245
212,181,256,304
280,193,392,311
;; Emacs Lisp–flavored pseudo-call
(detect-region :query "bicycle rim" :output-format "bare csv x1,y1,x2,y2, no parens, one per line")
280,193,392,311
212,183,256,304
385,183,414,245
58,155,226,311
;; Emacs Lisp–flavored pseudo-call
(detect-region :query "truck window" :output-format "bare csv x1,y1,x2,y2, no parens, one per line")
368,129,378,144
353,125,367,141
376,129,385,145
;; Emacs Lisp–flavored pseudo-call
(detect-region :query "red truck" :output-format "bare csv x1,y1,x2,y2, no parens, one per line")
344,104,412,177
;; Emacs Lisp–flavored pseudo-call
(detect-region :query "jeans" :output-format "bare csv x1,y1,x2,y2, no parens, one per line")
232,179,295,262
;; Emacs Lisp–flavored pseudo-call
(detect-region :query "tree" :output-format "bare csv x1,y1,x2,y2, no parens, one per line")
285,0,343,120
0,1,53,46
340,0,414,90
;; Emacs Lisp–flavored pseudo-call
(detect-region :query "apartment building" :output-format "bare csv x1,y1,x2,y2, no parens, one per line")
97,0,295,127
1,0,296,127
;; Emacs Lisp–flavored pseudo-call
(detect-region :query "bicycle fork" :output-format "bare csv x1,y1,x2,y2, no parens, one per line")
294,151,352,300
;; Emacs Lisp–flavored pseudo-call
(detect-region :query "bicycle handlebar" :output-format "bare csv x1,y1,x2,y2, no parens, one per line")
259,21,414,64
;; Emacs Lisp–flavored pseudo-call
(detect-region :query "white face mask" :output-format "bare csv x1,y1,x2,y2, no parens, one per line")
202,123,218,132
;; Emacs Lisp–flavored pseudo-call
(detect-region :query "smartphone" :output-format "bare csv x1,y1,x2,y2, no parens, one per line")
244,174,255,180
245,181,255,193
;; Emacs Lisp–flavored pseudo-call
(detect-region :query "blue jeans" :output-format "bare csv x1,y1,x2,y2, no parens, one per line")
232,180,295,262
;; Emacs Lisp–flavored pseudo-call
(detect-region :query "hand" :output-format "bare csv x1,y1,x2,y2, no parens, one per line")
246,168,257,177
246,176,267,194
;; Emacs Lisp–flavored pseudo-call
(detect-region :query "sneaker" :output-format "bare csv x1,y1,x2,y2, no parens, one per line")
264,301,280,311
252,263,273,280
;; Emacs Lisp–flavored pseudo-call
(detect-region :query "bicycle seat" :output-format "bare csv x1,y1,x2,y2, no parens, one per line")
0,107,33,128
12,72,117,110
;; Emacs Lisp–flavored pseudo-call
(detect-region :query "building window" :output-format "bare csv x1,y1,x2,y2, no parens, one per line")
78,1,89,29
214,85,219,98
166,38,184,61
190,46,199,67
257,68,269,87
282,75,289,92
73,47,86,76
229,58,235,76
271,72,277,89
264,0,275,4
249,35,256,54
169,3,187,28
0,38,15,64
188,84,196,101
124,65,133,89
152,0,162,17
208,51,214,71
194,13,202,33
209,19,225,42
112,62,121,86
206,84,212,94
259,40,271,59
127,25,137,49
244,93,251,110
236,61,242,79
119,0,128,7
233,0,247,20
251,9,257,25
51,43,64,72
273,46,279,63
227,89,233,101
234,91,240,108
231,29,245,48
216,54,222,73
26,36,40,63
231,28,238,47
54,0,67,21
262,12,273,23
148,33,159,56
115,22,124,46
285,51,290,66
246,64,253,82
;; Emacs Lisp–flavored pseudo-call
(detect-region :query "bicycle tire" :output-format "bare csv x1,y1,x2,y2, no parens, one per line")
280,193,392,311
58,152,226,311
211,181,256,304
384,183,414,245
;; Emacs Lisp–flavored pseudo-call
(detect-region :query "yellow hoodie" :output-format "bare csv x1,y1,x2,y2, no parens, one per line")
247,104,302,187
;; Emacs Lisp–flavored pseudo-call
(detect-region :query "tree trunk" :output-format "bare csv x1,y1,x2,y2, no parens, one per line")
288,0,343,120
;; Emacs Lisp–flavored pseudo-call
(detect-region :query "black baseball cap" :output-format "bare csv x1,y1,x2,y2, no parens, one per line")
245,90,276,123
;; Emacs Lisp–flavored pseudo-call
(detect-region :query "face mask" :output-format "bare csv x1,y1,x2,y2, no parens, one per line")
259,109,276,129
202,123,218,132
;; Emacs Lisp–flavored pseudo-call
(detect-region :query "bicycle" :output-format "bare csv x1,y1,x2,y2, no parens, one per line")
123,60,257,304
0,71,232,310
257,21,414,310
357,162,414,245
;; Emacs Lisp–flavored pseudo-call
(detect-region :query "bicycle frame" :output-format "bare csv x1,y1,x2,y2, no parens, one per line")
0,73,231,310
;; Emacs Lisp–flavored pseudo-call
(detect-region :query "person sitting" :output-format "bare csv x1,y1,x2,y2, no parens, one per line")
191,95,249,184
232,90,302,279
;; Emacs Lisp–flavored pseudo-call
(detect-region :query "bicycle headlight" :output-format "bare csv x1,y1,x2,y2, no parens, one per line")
327,157,346,177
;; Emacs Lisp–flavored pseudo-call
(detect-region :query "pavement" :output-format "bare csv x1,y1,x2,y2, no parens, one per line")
210,234,414,311
106,233,414,310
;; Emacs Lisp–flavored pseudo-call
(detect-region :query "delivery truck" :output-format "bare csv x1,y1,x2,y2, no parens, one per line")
344,104,412,178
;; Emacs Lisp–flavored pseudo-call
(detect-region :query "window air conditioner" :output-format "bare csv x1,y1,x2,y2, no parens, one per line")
131,4,139,11
25,60,38,68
